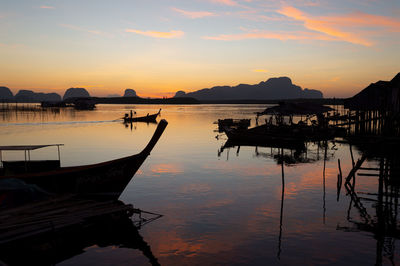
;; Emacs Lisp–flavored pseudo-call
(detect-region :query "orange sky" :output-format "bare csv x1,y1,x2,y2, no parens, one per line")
1,1,399,98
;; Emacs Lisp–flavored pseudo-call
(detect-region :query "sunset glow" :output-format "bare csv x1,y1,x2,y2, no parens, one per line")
1,0,399,98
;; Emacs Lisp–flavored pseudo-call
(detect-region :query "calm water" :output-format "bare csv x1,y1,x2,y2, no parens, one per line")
0,104,398,265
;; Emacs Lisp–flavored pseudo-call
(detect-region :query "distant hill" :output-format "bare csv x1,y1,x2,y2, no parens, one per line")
0,87,13,100
124,89,137,97
174,77,323,101
15,90,61,102
63,88,90,100
95,96,200,104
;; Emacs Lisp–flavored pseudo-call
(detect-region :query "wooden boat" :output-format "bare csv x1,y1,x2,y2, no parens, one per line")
223,122,343,143
220,135,306,152
124,109,161,123
0,120,168,199
217,118,250,132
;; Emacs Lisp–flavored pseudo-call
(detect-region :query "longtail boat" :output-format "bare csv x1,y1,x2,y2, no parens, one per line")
223,122,343,144
124,109,161,123
217,118,250,132
0,120,168,199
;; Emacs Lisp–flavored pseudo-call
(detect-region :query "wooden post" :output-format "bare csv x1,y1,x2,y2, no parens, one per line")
337,159,343,202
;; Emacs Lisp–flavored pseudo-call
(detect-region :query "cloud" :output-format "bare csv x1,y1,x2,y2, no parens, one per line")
60,24,103,35
171,8,215,19
329,76,341,82
203,29,336,42
325,12,400,31
40,5,55,9
277,6,400,46
211,0,238,6
253,69,269,73
0,43,23,49
125,29,184,39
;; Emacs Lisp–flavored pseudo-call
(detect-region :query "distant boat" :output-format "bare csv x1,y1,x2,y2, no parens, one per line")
73,98,96,110
217,118,250,132
0,120,168,199
124,109,161,123
222,101,345,144
40,101,67,108
223,122,343,144
223,123,308,144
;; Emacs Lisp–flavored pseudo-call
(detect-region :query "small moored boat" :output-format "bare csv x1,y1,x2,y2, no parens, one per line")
217,118,250,132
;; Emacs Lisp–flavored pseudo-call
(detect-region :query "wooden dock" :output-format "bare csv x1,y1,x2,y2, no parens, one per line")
0,196,161,265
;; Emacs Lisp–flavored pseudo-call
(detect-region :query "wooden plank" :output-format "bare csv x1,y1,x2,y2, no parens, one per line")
359,167,380,171
357,173,380,176
0,197,135,245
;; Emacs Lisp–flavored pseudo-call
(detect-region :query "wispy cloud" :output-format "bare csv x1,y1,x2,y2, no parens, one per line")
329,76,341,82
235,10,288,22
211,0,238,6
60,24,103,35
278,6,400,46
203,28,335,42
125,29,184,39
324,12,400,30
253,69,269,73
0,43,23,49
171,8,215,19
40,5,55,9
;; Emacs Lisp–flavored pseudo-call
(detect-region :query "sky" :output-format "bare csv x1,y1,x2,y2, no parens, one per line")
0,0,399,98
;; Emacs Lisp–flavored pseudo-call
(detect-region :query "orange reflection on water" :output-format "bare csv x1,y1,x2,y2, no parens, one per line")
203,161,281,177
149,163,184,175
180,183,211,194
151,231,205,258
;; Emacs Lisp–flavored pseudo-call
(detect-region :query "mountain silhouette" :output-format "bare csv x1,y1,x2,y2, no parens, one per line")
15,90,61,102
0,87,13,100
124,89,137,97
63,88,90,100
174,77,323,101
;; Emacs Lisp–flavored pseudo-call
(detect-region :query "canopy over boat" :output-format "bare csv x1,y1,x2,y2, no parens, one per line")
0,144,63,151
0,144,63,167
257,102,333,116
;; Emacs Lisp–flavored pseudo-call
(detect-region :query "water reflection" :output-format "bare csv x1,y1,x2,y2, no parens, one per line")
277,150,285,260
218,139,337,166
0,196,161,266
124,120,158,131
218,136,340,261
336,135,400,265
2,104,400,265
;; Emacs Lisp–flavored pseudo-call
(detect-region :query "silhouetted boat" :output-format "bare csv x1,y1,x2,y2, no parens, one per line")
124,109,161,123
0,120,168,198
73,98,96,110
221,131,306,151
217,118,250,132
40,101,67,108
223,123,336,143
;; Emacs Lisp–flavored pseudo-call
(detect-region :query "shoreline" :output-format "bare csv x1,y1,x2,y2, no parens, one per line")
1,97,346,105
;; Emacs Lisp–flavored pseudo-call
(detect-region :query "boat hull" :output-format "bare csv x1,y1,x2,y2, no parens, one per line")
224,123,344,144
124,110,161,123
1,120,168,199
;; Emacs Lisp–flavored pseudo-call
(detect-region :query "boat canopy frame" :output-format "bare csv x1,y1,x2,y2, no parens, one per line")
0,144,64,167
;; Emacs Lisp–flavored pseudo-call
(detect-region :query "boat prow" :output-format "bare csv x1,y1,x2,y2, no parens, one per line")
1,120,168,199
